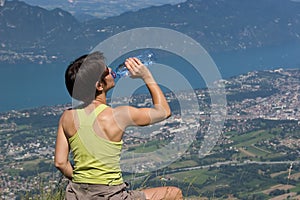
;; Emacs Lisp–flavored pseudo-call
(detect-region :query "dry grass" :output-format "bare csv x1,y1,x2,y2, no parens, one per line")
262,184,295,195
238,147,256,157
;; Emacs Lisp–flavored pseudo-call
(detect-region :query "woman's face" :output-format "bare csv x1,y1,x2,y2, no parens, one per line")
101,67,115,91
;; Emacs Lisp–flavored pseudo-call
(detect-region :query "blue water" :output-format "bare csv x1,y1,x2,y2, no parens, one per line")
212,42,300,78
0,63,70,112
0,42,299,112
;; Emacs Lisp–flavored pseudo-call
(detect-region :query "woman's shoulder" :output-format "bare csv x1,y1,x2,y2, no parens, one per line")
60,108,76,124
62,107,75,115
59,108,78,137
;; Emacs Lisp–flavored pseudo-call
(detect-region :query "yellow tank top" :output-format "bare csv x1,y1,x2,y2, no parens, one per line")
69,104,123,185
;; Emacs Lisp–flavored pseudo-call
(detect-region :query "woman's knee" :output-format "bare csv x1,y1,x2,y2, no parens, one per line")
169,186,183,199
143,186,183,200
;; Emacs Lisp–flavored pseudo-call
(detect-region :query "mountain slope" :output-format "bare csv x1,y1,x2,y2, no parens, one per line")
0,0,87,62
83,0,300,52
0,0,300,64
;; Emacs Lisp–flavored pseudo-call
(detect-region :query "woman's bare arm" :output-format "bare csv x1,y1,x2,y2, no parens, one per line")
54,113,73,180
114,57,171,128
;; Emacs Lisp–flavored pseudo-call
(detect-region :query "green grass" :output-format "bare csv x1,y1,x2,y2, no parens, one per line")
168,160,199,169
232,130,273,147
127,140,168,153
172,169,210,185
246,145,270,157
229,130,277,159
291,182,300,193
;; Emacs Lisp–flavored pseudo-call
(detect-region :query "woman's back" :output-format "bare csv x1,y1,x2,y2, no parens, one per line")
62,103,123,142
67,104,124,185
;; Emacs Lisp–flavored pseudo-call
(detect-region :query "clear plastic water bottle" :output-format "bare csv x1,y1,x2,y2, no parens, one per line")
111,50,155,79
0,0,5,7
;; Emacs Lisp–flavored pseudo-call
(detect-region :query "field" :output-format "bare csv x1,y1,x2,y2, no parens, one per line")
122,126,300,199
1,110,300,199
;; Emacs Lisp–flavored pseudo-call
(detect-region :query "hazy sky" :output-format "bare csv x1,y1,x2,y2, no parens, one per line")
17,0,187,18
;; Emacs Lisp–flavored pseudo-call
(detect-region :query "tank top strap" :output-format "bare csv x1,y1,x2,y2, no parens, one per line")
91,104,108,119
77,104,108,126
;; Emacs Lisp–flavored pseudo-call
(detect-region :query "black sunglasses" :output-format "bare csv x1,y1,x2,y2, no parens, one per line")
100,66,109,81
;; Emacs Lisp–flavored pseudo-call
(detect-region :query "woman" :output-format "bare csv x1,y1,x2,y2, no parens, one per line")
54,51,183,199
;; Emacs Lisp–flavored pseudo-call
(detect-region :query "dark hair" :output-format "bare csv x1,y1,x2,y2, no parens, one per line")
65,51,106,103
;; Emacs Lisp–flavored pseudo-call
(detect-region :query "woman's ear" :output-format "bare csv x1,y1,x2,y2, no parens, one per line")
95,81,104,92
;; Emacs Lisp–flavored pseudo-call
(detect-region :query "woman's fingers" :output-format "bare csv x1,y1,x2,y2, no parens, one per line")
125,57,144,77
133,57,142,65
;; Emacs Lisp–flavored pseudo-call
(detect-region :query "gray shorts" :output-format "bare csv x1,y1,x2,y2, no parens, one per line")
65,181,146,200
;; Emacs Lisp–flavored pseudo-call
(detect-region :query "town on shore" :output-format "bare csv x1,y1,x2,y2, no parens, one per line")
0,68,299,199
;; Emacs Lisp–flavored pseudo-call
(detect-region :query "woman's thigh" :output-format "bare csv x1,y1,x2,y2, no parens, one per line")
142,186,183,200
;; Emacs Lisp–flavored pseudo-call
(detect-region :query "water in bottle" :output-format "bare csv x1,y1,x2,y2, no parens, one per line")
111,50,155,79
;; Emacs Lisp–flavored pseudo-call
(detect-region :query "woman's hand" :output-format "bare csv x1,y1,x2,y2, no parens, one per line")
124,57,152,81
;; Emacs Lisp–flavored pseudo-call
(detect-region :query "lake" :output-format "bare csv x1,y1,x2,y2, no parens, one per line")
0,41,299,112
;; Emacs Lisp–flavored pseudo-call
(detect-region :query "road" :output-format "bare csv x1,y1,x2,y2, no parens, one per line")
166,160,300,174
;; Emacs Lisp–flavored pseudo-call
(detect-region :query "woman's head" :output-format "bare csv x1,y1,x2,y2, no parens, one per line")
65,51,110,103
